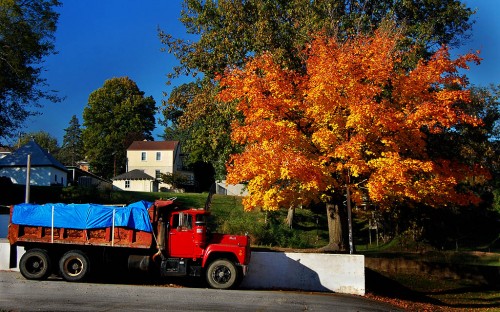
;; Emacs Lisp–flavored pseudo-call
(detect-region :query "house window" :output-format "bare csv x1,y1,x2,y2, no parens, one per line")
55,174,57,182
125,180,130,188
141,152,147,161
156,152,161,161
155,170,161,179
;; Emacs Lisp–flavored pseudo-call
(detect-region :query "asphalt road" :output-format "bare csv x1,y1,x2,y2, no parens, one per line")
0,271,400,312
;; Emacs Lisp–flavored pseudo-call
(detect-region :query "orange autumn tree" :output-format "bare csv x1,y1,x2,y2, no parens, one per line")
218,29,489,251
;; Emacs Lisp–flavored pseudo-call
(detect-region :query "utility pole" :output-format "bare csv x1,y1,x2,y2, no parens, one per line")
346,185,354,254
25,154,31,203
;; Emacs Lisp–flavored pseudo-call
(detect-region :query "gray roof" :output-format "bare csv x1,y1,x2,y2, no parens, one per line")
112,169,154,181
0,140,66,171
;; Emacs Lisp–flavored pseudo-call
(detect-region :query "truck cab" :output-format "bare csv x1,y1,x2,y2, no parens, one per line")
168,209,206,258
151,202,251,289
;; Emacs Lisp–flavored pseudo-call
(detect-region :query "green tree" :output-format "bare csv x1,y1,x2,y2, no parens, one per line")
160,0,474,178
82,77,156,179
160,81,196,142
19,130,59,155
160,171,189,189
472,85,500,213
161,78,239,178
59,115,83,166
0,0,61,141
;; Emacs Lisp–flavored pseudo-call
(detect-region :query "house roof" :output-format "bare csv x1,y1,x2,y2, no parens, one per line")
0,146,12,153
112,169,155,181
0,140,66,171
127,140,179,151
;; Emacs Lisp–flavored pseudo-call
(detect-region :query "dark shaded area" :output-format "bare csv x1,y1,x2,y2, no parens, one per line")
0,176,13,186
356,201,500,253
365,254,500,286
0,184,64,206
84,267,208,289
190,161,215,192
366,268,443,305
366,263,500,310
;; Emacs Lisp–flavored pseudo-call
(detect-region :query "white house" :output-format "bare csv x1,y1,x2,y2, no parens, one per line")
0,140,67,186
111,169,157,192
112,140,193,192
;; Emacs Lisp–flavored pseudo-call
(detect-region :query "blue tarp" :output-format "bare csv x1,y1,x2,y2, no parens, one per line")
12,201,153,233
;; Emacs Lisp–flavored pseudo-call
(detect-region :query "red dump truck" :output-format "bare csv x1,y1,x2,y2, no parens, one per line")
8,198,251,289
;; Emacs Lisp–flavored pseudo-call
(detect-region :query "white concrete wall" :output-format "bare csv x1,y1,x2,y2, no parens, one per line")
0,239,23,272
0,243,365,295
240,252,365,295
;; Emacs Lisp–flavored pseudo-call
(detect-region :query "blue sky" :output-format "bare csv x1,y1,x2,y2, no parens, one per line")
11,0,500,146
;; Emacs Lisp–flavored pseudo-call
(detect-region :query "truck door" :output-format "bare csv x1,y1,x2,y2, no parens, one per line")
168,212,194,257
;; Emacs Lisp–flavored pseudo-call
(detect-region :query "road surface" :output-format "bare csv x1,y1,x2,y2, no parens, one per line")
0,271,400,311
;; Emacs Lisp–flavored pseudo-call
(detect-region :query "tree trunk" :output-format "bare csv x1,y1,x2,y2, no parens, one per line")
321,202,349,252
285,205,295,229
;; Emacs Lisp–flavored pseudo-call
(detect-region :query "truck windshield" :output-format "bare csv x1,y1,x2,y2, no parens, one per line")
173,212,192,230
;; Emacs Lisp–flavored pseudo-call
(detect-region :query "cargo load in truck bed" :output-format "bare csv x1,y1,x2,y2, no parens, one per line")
9,201,155,248
12,201,153,232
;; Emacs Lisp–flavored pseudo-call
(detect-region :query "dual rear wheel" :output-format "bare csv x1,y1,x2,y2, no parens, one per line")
59,250,90,282
19,249,51,280
19,249,90,282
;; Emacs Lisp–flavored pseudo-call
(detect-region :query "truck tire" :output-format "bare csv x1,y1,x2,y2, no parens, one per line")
59,250,90,282
206,259,238,289
19,249,52,280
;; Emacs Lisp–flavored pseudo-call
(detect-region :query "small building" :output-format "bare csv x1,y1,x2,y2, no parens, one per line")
66,166,112,191
216,180,248,196
112,169,157,192
0,140,67,186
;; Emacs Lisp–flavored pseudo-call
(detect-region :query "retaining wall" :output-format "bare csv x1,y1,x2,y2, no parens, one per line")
0,239,22,272
240,252,365,295
0,240,365,295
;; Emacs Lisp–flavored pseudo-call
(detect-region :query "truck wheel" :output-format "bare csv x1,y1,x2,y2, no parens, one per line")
206,259,238,289
19,249,52,280
59,250,90,282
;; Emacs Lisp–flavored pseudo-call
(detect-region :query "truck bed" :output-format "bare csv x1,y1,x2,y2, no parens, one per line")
8,222,154,249
8,202,155,249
